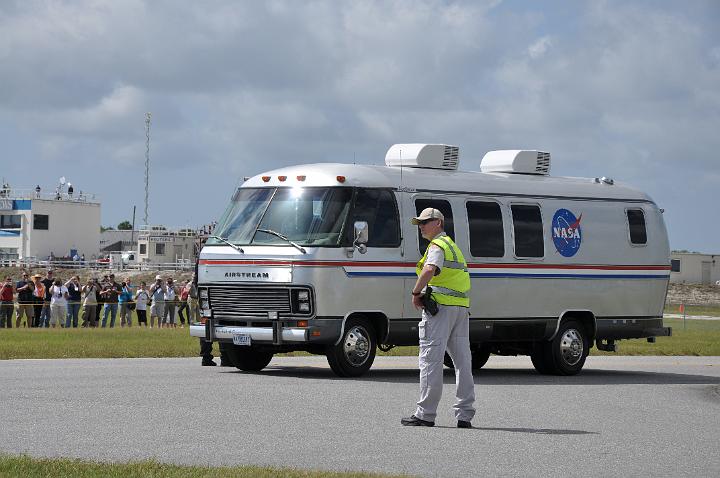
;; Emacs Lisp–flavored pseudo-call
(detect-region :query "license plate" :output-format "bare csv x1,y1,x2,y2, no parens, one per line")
232,334,251,346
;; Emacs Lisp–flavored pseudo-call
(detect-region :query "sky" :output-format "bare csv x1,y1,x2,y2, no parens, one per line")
0,0,718,252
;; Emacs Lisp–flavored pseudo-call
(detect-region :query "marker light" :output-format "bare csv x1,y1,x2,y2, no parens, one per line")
297,320,308,327
278,176,287,182
296,175,306,181
311,331,321,337
336,176,346,183
262,176,271,182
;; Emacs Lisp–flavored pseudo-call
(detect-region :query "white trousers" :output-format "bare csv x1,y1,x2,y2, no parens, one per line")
415,305,476,422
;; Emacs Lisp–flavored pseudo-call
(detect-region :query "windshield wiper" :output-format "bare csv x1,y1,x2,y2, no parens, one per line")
208,235,244,253
256,229,307,254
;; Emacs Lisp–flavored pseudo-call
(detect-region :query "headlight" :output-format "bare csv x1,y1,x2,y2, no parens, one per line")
291,288,312,315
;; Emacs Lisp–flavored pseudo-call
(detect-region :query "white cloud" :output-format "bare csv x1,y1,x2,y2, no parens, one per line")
0,0,717,249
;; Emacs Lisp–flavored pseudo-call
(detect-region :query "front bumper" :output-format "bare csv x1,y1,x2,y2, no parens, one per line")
190,324,308,342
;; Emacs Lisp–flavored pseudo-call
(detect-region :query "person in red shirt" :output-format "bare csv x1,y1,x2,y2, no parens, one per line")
0,277,14,328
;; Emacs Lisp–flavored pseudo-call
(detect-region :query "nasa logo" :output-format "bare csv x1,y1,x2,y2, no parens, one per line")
552,209,582,257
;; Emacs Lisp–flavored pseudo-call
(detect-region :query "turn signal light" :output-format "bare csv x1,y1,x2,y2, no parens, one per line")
336,176,346,183
297,175,306,181
278,176,287,182
311,331,321,337
297,320,308,327
262,176,271,182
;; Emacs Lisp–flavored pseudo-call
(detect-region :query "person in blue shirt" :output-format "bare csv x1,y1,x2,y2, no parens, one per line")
118,280,134,327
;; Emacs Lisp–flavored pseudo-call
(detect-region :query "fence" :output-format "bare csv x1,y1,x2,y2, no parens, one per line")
0,258,193,272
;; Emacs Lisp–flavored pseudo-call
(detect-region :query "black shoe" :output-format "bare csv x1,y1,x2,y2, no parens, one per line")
220,360,231,367
202,360,217,366
457,420,472,429
401,415,435,427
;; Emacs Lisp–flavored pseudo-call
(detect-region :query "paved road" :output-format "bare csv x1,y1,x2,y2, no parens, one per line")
1,356,719,477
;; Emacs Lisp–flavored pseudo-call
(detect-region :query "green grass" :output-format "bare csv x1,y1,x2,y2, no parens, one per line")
591,317,720,356
1,317,718,360
0,455,410,478
664,303,720,317
0,327,200,360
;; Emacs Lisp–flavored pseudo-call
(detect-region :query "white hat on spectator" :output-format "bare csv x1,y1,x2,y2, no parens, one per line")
155,274,163,280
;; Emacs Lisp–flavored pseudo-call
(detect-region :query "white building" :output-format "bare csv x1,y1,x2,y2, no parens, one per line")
0,187,100,260
136,226,198,264
670,252,720,285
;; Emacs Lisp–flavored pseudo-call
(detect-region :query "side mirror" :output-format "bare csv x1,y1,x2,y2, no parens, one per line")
353,221,368,254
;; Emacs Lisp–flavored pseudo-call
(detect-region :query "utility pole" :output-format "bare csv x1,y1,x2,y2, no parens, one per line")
144,112,151,226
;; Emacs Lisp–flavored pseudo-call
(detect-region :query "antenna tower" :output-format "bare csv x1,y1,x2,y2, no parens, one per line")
144,112,151,225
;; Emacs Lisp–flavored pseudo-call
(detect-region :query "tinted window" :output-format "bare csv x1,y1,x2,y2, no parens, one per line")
33,214,49,230
671,259,680,273
627,209,647,244
415,199,454,254
467,202,504,257
347,189,400,247
511,205,544,258
0,214,21,229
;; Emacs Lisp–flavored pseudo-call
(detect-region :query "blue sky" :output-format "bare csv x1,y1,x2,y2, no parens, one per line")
0,0,718,251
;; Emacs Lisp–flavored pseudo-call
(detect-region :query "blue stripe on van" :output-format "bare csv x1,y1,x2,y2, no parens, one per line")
345,271,669,279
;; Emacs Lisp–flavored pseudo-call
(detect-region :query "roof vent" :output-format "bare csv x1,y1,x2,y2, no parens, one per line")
385,144,459,170
480,150,551,175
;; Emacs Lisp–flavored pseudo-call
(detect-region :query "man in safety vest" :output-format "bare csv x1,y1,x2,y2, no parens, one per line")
401,208,475,428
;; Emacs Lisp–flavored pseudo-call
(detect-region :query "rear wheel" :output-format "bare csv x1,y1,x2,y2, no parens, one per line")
225,345,274,372
532,320,589,375
326,316,376,377
443,345,491,371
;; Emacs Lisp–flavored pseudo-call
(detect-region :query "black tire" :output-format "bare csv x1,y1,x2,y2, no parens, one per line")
443,346,491,371
326,316,376,377
535,320,589,376
225,345,273,372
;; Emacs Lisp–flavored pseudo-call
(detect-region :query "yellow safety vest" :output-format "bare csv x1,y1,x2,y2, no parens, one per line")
416,234,470,307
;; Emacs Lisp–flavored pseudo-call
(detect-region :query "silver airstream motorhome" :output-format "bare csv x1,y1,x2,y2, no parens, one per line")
190,144,671,377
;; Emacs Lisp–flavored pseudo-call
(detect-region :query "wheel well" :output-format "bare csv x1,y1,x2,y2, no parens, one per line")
559,311,596,341
345,312,389,343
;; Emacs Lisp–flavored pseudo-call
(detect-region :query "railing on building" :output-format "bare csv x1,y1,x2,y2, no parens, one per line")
0,258,193,272
0,187,99,204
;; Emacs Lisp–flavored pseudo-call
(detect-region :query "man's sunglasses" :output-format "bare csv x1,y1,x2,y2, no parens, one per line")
417,219,437,225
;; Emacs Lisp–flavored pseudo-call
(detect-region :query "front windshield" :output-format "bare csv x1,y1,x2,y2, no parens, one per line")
207,188,274,245
209,187,353,247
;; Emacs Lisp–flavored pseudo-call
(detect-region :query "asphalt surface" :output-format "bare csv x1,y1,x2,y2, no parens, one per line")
1,356,719,477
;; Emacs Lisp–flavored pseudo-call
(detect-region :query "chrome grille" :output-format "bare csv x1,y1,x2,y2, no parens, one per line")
208,286,291,319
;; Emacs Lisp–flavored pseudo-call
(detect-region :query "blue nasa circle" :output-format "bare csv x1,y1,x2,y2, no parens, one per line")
551,209,582,257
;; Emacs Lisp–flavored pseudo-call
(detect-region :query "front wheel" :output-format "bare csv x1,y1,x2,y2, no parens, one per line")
326,317,376,377
225,345,274,372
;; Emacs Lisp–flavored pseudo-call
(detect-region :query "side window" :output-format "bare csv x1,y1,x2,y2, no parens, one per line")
347,189,400,247
415,199,454,254
627,209,647,245
33,214,49,230
511,204,544,258
467,201,504,257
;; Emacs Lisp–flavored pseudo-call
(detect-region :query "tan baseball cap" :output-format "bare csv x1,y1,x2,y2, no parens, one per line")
411,207,444,225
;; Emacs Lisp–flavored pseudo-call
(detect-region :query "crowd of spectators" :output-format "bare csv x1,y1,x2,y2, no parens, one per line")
0,269,199,329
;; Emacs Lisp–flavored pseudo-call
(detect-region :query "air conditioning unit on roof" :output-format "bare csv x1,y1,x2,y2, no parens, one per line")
480,150,551,175
385,144,459,170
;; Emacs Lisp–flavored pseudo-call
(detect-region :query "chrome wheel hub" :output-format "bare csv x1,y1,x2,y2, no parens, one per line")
343,326,370,367
559,328,584,366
